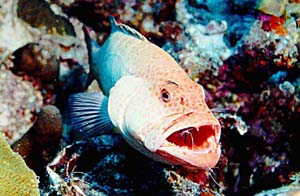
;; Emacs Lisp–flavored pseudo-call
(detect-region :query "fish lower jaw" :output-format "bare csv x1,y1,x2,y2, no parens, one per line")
157,140,221,169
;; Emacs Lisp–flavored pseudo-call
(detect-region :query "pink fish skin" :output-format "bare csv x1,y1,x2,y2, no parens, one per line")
72,17,221,170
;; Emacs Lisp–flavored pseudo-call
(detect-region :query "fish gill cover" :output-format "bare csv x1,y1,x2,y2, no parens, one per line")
0,0,300,195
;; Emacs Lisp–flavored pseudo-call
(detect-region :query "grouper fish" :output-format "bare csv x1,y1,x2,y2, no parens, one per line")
67,17,221,169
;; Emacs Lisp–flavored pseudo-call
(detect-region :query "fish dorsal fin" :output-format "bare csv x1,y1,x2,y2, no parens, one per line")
109,16,148,41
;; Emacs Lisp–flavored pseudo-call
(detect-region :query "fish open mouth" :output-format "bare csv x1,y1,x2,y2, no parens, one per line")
165,125,219,150
155,123,221,169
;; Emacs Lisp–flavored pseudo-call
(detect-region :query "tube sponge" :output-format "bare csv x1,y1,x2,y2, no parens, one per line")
0,133,40,196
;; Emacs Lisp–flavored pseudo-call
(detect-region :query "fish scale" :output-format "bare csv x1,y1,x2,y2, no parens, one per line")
101,32,188,84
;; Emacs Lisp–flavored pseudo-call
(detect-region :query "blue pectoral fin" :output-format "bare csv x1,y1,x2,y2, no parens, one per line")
66,92,114,139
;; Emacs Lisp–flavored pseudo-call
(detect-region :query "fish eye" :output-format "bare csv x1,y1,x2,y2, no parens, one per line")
161,89,170,102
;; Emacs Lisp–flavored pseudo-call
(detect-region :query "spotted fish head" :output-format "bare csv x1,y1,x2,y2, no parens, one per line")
108,76,221,169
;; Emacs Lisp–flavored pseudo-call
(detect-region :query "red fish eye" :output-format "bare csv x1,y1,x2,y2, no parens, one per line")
161,89,170,102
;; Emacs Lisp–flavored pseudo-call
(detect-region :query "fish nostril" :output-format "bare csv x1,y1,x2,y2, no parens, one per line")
180,97,184,105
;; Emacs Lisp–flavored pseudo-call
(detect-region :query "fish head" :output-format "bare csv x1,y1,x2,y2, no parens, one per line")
144,79,221,169
108,76,221,170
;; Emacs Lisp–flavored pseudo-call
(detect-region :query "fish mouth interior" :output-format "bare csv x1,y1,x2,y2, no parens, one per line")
166,125,218,149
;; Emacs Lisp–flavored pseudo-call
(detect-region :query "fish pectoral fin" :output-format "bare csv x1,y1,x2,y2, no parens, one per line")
66,92,114,140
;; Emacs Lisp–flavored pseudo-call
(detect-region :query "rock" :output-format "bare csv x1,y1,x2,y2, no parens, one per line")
17,0,75,36
46,134,221,195
286,2,300,18
46,135,171,195
257,0,288,17
12,43,59,82
0,0,34,59
173,0,232,77
255,176,300,196
279,81,295,96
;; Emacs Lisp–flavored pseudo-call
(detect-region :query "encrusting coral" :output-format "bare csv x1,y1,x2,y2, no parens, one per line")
0,67,43,144
0,133,40,196
12,105,63,179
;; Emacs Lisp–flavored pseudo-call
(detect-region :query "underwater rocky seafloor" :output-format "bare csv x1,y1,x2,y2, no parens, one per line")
1,0,300,195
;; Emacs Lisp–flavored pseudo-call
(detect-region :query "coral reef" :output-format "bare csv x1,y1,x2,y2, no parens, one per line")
0,0,34,58
12,43,59,82
0,0,89,142
46,134,224,195
12,105,63,179
0,133,40,196
0,67,43,144
257,0,288,17
197,38,300,194
17,0,75,36
0,0,300,195
46,135,172,195
255,172,300,195
173,0,232,77
256,186,300,196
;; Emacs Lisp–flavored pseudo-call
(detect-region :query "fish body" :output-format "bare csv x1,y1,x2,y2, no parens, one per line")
91,21,187,95
68,17,221,169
